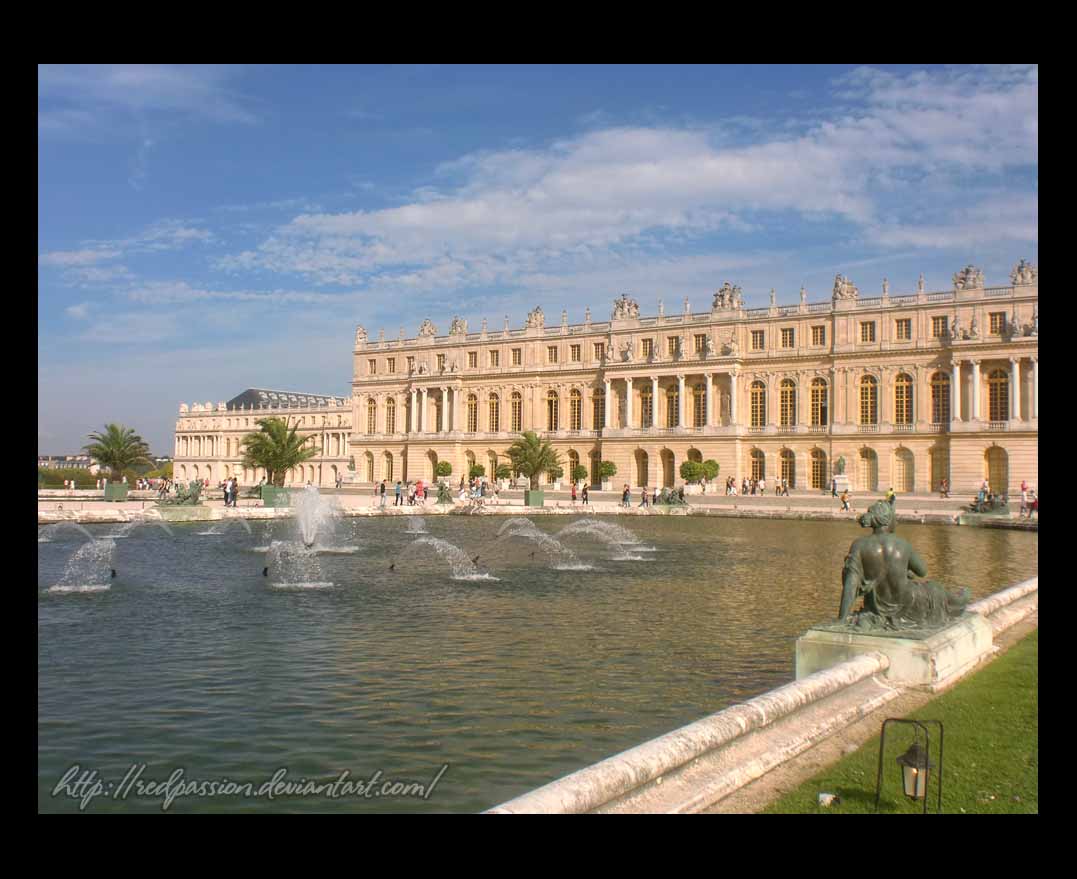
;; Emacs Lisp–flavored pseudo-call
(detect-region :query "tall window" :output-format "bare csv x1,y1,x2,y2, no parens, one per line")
780,379,797,427
694,334,707,354
512,348,522,366
385,397,396,434
895,318,911,340
990,312,1006,335
642,339,654,359
387,357,396,373
467,394,478,432
930,372,951,423
593,388,605,429
488,394,500,432
781,328,795,349
467,351,476,368
511,392,522,432
750,381,767,428
988,369,1009,421
407,356,415,373
932,316,948,338
780,449,795,486
569,389,582,430
750,448,765,480
811,449,827,489
593,343,604,359
547,346,558,364
693,384,706,427
366,398,376,434
547,390,559,430
812,326,826,346
666,386,679,427
570,344,581,362
811,378,828,426
368,358,377,374
666,337,678,358
860,375,878,424
860,322,876,343
489,350,500,367
751,330,765,350
437,354,445,371
640,385,653,427
894,373,914,425
567,450,579,481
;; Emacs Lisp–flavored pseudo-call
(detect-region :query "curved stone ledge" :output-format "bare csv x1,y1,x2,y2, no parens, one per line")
968,577,1038,617
487,651,890,814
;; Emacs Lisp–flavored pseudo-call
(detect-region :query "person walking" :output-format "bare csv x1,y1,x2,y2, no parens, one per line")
395,481,402,506
622,484,631,508
1027,490,1038,519
886,486,896,507
840,489,851,512
759,477,766,496
940,477,950,499
379,480,387,507
571,482,577,505
581,485,589,505
639,486,649,508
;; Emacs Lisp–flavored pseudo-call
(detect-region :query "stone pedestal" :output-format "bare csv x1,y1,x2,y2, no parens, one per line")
795,613,994,691
832,474,851,493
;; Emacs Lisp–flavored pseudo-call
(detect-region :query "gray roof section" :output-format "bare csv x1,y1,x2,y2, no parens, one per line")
226,388,348,410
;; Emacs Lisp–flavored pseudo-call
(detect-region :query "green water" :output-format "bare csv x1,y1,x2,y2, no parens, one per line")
38,515,1036,812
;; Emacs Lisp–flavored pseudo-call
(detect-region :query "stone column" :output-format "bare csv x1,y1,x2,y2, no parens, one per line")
441,386,449,432
410,389,417,433
1032,357,1038,418
651,376,659,428
705,373,714,427
454,387,464,432
625,377,634,428
971,361,981,421
1009,359,1020,421
604,378,612,428
677,374,686,427
951,361,961,422
423,387,431,432
729,371,738,425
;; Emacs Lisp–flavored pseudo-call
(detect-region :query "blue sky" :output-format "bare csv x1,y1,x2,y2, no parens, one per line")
38,64,1038,454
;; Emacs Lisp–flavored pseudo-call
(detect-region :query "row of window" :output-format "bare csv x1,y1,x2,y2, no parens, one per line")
363,369,1014,434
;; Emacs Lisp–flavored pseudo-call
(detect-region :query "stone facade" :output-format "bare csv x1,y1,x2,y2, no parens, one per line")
174,263,1039,495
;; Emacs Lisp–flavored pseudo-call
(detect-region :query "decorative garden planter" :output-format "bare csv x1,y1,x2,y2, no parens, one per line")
261,486,292,508
601,481,612,492
103,484,129,502
524,490,545,507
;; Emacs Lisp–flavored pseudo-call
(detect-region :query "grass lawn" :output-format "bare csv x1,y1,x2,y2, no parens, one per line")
765,630,1037,814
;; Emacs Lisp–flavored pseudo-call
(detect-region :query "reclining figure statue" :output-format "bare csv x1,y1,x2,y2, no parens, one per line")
838,501,970,630
158,481,204,506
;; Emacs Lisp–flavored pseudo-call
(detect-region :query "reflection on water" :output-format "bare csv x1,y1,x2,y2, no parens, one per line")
38,516,1036,813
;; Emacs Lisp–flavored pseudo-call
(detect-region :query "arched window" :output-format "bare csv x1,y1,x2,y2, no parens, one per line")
568,450,580,480
570,389,582,430
640,385,653,428
811,378,828,426
384,452,394,482
780,379,797,427
988,369,1009,422
385,397,396,434
547,390,559,431
467,394,478,433
750,448,765,480
780,448,795,486
593,388,606,429
859,376,878,425
366,398,376,434
894,373,913,425
666,386,679,428
811,448,827,489
750,381,767,428
365,452,374,482
693,384,706,427
930,372,951,424
511,392,523,432
488,394,500,432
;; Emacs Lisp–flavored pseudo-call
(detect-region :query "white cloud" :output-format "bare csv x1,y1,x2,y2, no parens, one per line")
39,248,121,267
219,66,1036,291
64,302,91,320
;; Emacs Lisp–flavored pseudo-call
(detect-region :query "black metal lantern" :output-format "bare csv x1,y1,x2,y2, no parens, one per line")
874,719,943,813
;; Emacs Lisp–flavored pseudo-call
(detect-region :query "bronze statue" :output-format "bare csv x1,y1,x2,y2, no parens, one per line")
838,501,970,630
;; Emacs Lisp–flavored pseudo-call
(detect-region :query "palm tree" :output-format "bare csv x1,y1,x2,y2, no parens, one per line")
240,417,318,487
505,431,562,491
83,424,152,481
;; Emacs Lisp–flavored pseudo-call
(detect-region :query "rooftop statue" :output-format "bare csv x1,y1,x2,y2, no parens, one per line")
832,274,859,301
612,294,640,320
712,281,742,311
525,306,545,329
1011,259,1037,286
918,273,925,293
355,325,368,346
418,319,438,337
953,265,985,290
450,316,467,335
838,501,971,630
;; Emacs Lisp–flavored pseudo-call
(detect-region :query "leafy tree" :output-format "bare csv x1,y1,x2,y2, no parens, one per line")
680,460,706,483
505,431,563,491
38,467,98,489
495,463,513,480
701,459,720,481
240,417,318,487
146,462,174,480
469,464,485,479
546,464,564,482
436,461,453,477
82,424,152,481
571,464,588,483
598,461,617,480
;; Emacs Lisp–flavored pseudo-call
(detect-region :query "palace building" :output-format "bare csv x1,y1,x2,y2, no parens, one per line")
173,261,1038,495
